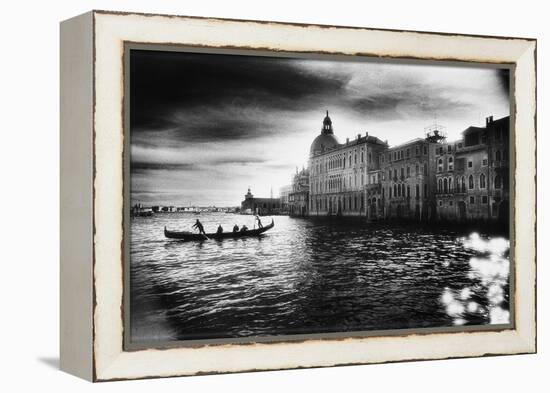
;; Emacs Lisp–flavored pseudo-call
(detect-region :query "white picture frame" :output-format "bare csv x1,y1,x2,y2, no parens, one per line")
60,10,536,381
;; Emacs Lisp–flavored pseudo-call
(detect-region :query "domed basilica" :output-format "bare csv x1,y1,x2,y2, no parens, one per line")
310,111,340,156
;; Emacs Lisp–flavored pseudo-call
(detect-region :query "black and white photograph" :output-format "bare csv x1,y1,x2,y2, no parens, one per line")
127,47,512,346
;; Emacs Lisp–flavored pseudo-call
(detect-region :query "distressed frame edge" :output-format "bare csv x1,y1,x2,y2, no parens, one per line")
90,11,537,382
59,11,95,381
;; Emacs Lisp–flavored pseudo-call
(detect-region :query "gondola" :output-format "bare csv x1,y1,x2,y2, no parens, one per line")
164,219,274,241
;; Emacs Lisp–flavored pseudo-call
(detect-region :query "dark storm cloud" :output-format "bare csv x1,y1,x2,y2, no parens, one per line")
349,87,476,119
131,156,269,173
130,50,350,138
130,162,196,172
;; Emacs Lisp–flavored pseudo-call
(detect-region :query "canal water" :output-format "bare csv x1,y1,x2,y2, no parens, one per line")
129,213,510,344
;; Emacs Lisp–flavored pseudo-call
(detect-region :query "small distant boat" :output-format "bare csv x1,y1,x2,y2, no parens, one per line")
164,219,274,241
133,210,153,217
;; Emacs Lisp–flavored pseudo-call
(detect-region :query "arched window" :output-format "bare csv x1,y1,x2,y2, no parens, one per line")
449,177,453,192
461,176,466,192
495,174,502,189
438,178,443,192
469,175,474,189
444,178,448,193
480,173,486,189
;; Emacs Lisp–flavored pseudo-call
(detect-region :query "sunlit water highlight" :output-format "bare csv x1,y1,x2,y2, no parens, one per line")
130,213,510,343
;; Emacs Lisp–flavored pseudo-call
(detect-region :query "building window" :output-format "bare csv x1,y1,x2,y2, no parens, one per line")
495,150,501,161
468,160,473,168
368,152,372,163
424,163,428,176
438,178,443,192
448,157,453,171
482,195,488,204
447,145,452,153
415,163,419,174
438,159,443,172
495,175,502,189
461,176,466,192
423,145,428,155
416,146,419,156
416,184,420,198
443,178,448,193
406,166,410,177
450,201,453,206
406,149,410,158
480,173,486,189
407,185,410,198
469,175,474,189
424,183,428,196
438,200,443,207
482,157,488,166
469,196,475,204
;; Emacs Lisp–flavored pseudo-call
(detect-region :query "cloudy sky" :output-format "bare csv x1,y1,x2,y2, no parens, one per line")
130,49,510,207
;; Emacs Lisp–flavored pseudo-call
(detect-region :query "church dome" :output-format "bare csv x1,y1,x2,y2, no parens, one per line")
310,133,339,155
310,110,340,155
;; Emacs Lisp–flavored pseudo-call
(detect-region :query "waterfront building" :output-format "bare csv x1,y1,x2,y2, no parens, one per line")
308,111,388,216
295,111,509,223
379,128,444,221
279,185,292,214
240,187,282,215
289,167,310,216
435,115,510,223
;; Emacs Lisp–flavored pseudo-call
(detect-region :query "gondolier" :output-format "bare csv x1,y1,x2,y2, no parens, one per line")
192,219,206,235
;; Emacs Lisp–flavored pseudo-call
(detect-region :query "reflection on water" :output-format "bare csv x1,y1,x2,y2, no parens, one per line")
440,233,510,326
129,213,510,344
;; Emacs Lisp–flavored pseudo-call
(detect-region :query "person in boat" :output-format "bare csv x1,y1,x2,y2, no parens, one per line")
192,219,206,235
216,225,223,235
240,225,248,232
232,224,239,232
255,214,263,228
